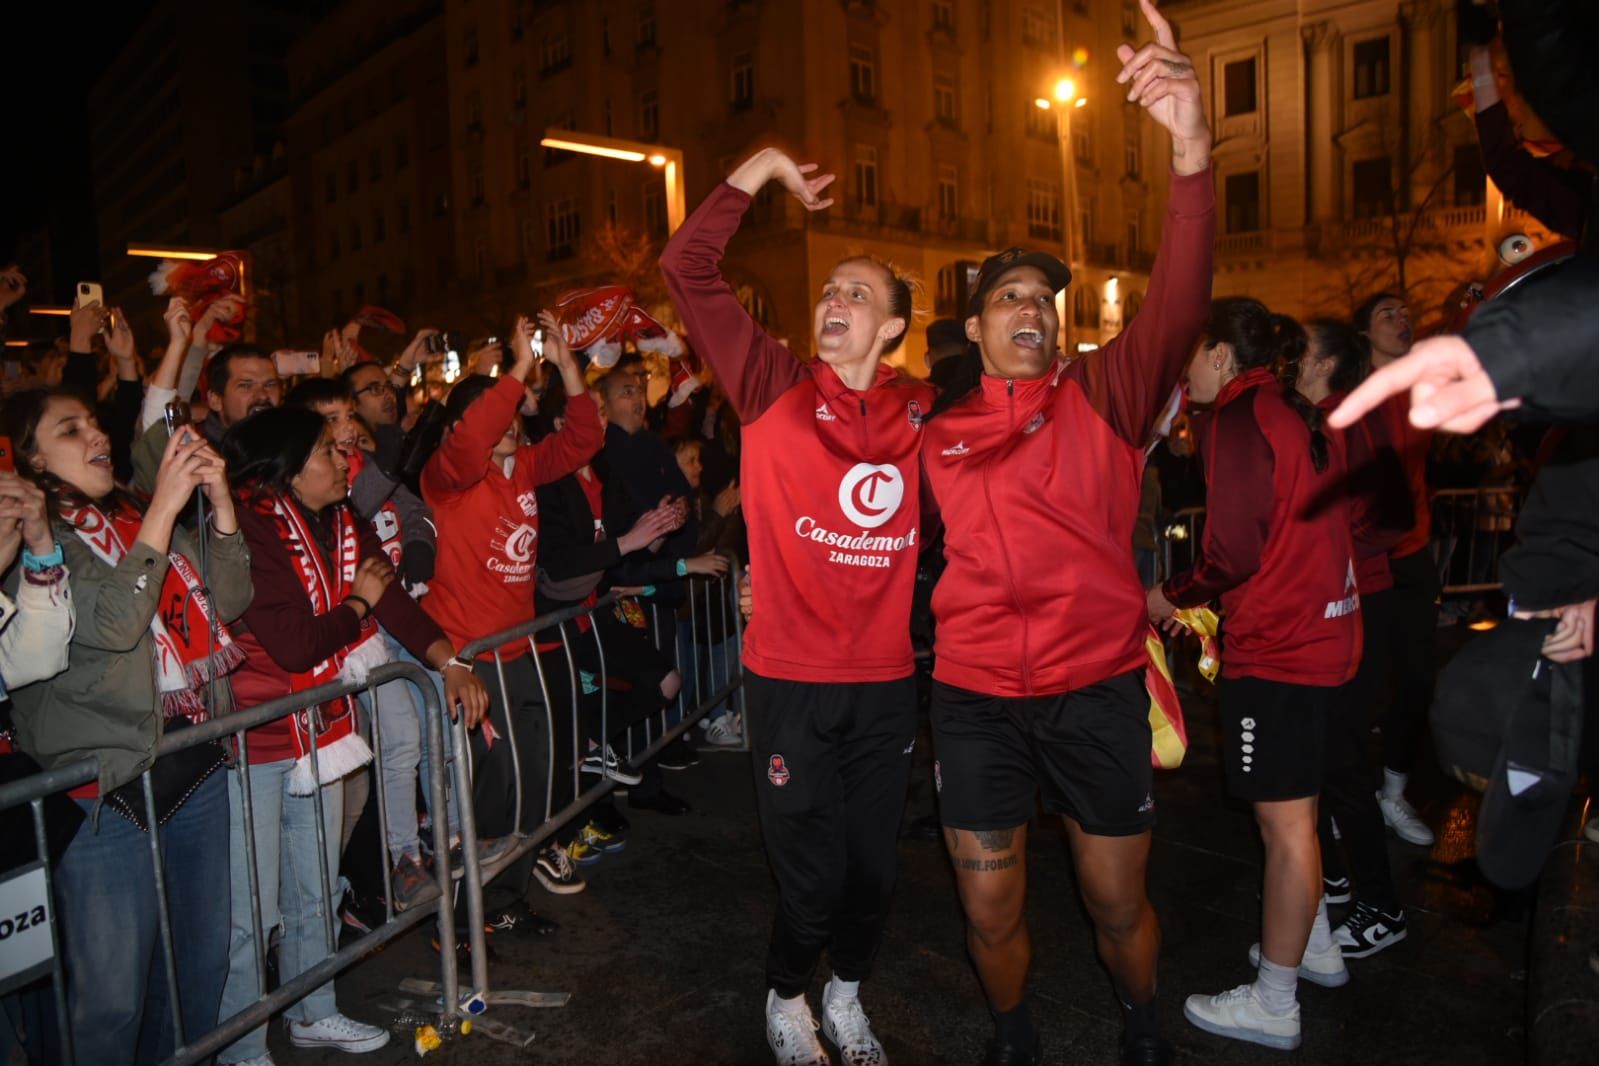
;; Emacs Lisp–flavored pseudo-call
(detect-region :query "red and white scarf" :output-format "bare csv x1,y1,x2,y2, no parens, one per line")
60,499,243,721
248,489,384,794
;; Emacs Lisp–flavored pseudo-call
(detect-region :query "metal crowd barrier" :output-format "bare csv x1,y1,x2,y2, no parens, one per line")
0,661,462,1066
426,561,746,1046
1430,485,1521,596
1155,506,1207,586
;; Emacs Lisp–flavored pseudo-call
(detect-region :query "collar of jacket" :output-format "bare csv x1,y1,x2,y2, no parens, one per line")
812,360,898,403
976,366,1057,409
1216,366,1277,408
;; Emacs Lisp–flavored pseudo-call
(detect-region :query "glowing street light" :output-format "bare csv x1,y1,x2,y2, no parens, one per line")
1054,77,1078,104
539,129,686,233
1034,97,1053,110
126,243,221,261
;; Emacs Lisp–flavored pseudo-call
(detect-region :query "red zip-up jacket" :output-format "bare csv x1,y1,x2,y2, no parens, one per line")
1166,370,1361,686
660,182,932,683
422,376,604,661
1318,391,1411,595
1380,392,1433,560
922,167,1215,698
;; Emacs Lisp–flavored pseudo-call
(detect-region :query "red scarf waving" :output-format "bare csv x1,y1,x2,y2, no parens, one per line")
244,487,382,795
59,498,243,721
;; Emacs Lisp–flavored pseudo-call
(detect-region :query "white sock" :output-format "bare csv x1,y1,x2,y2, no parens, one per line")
772,991,810,1016
1306,898,1335,954
827,978,860,1004
1253,957,1299,1015
1381,768,1407,800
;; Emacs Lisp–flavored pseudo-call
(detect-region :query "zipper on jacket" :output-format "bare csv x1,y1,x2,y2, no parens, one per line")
984,378,1032,695
858,397,871,458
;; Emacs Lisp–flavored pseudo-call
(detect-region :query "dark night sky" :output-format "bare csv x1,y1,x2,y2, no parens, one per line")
2,3,158,304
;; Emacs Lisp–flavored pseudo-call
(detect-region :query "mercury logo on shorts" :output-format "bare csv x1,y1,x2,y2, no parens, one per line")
1240,716,1257,774
837,463,904,528
767,754,791,787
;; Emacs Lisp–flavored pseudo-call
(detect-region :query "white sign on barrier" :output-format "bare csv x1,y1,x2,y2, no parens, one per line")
0,863,54,996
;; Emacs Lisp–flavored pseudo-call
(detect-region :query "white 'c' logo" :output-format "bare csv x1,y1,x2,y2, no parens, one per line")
838,463,904,529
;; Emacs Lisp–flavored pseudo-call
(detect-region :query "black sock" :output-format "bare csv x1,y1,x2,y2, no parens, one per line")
1120,997,1160,1041
993,1001,1036,1045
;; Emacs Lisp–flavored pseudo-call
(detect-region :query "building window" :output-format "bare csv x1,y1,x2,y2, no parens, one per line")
395,135,410,170
399,199,411,234
369,147,382,182
467,91,483,129
328,228,340,260
378,273,389,303
731,51,754,110
1027,180,1061,240
1022,6,1055,48
934,75,957,125
854,145,879,207
1225,171,1262,232
1352,157,1392,218
354,281,365,305
1074,286,1100,328
521,217,538,254
1121,3,1137,36
542,31,571,75
1124,138,1141,179
471,170,485,205
638,89,659,140
513,69,527,109
1223,57,1257,117
644,182,666,237
1124,289,1143,323
463,24,478,67
607,190,618,225
1453,143,1486,206
849,44,878,105
637,4,657,47
1073,127,1093,165
547,197,581,259
346,160,358,193
1025,103,1056,141
516,144,530,189
349,222,362,252
374,211,387,243
1079,195,1096,245
937,165,958,222
1126,212,1141,258
1353,38,1390,99
325,172,337,204
932,0,954,31
936,264,957,316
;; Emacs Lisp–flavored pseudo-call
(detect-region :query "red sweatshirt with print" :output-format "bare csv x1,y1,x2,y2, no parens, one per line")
922,167,1215,698
1166,371,1361,686
422,376,604,661
660,182,933,683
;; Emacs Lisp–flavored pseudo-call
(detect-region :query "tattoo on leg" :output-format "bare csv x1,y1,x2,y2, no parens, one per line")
975,828,1016,852
956,854,1020,873
944,827,960,852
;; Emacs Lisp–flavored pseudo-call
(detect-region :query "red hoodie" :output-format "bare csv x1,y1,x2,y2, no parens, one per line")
660,182,932,683
1319,390,1411,595
1380,392,1433,560
922,167,1215,698
422,376,604,661
1166,371,1360,686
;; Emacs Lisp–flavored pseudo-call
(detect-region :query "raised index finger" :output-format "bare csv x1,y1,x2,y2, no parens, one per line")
1140,0,1176,49
1327,357,1424,429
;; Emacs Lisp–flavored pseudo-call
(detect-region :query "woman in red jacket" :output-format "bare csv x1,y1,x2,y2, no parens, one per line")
918,5,1214,1062
661,147,928,1066
1149,300,1361,1051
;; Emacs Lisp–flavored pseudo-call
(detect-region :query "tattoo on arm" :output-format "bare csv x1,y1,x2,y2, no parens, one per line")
975,828,1016,852
956,854,1020,873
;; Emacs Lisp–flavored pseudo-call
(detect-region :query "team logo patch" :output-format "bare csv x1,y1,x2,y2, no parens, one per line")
940,440,970,457
1022,412,1045,434
934,759,943,793
767,754,791,787
837,463,904,528
1138,792,1155,813
907,400,924,429
815,402,837,422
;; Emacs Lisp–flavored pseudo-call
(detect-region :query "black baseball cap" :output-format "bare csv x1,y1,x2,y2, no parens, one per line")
967,247,1072,315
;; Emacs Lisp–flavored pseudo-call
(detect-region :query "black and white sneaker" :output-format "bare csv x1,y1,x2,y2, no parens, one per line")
1323,876,1352,905
1333,902,1407,958
533,844,586,895
580,744,644,786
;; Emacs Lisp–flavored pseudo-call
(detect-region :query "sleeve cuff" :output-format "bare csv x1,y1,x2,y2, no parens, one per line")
1166,164,1216,215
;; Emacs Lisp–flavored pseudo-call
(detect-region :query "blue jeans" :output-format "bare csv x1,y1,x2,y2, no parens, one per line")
389,632,461,841
54,771,230,1065
216,759,343,1064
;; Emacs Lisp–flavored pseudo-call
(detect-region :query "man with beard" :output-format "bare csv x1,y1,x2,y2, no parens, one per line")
132,344,283,495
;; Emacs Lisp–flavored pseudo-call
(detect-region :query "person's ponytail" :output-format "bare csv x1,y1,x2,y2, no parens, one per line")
1267,313,1325,471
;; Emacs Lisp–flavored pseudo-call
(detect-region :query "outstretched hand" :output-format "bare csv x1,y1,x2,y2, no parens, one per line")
1116,0,1210,173
1328,334,1514,435
727,147,835,211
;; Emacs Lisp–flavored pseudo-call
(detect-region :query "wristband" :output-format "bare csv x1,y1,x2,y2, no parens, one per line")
344,594,373,619
444,655,476,672
675,558,688,577
22,544,64,571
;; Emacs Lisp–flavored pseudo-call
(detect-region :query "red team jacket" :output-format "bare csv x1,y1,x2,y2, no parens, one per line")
661,183,933,683
1319,390,1411,596
422,377,604,661
922,168,1216,698
1166,370,1361,687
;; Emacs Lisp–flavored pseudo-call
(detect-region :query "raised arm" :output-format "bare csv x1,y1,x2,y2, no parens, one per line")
659,148,823,422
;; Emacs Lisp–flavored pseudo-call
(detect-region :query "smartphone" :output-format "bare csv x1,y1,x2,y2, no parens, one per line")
74,281,104,310
531,328,545,360
163,401,192,438
0,436,13,474
272,349,321,377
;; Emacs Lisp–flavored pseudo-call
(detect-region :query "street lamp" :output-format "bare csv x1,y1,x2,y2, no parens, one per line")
538,129,686,234
1035,84,1088,354
126,243,222,261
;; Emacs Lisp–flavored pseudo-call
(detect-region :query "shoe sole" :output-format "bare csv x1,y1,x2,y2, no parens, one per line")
1247,944,1349,988
581,765,645,786
569,852,602,866
533,871,587,895
289,1032,390,1053
657,762,697,772
1323,890,1352,905
1336,928,1407,959
820,1023,887,1065
1182,1003,1300,1051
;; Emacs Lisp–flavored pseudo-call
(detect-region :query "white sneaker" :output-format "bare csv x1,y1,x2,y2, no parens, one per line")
1248,941,1349,988
1376,791,1435,846
702,714,742,748
1183,983,1301,1050
766,990,830,1066
287,1012,390,1053
1585,817,1599,845
821,981,886,1065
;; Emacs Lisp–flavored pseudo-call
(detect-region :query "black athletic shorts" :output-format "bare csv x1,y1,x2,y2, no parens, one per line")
930,670,1154,837
1216,675,1332,801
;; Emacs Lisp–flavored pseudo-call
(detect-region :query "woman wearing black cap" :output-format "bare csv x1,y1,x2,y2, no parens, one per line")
919,3,1215,1063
